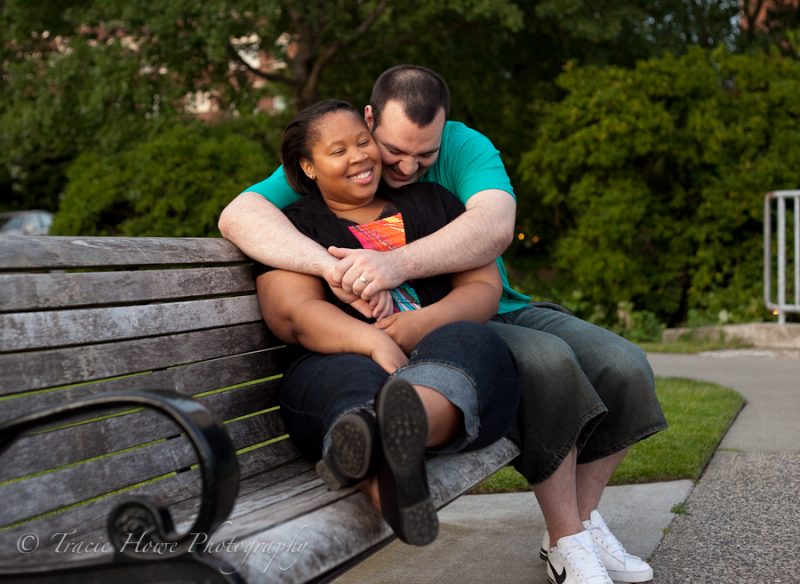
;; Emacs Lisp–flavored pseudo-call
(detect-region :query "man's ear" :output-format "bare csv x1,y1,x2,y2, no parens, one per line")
300,158,315,180
364,105,375,131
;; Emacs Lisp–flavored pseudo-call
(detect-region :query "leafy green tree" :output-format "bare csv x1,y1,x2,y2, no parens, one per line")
641,0,740,54
51,122,273,236
1,8,187,211
519,47,800,326
1,0,525,213
376,1,742,261
0,0,779,252
14,0,526,111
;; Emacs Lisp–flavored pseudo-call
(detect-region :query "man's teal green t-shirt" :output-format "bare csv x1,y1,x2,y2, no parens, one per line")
242,120,530,314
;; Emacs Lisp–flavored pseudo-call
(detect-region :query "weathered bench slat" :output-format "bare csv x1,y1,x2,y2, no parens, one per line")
210,439,521,584
158,467,327,541
1,451,310,548
0,266,255,311
1,432,197,526
189,441,520,563
0,467,332,570
0,349,285,424
0,322,274,394
1,410,292,526
1,296,262,352
0,454,312,568
1,381,281,479
217,474,334,533
225,412,287,453
232,457,310,499
226,493,385,584
0,236,246,270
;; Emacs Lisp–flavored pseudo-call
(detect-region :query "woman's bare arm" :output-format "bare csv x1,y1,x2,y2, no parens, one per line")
256,269,407,373
373,260,502,353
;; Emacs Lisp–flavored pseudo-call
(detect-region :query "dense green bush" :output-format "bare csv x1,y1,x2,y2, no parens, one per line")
518,47,800,326
1,39,184,212
52,121,276,237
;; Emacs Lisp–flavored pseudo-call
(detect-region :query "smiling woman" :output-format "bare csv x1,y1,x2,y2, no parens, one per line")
287,104,385,223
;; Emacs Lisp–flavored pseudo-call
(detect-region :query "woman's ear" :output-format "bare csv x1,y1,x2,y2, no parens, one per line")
300,158,315,181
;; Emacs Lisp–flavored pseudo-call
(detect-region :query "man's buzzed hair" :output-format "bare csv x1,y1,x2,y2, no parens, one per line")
369,64,451,129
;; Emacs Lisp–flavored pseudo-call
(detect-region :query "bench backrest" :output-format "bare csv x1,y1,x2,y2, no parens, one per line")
0,236,296,567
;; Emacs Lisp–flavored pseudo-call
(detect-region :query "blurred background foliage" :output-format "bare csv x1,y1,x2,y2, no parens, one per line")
2,0,799,334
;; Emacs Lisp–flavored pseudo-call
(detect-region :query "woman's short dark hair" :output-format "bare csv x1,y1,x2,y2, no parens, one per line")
281,99,361,194
369,65,450,129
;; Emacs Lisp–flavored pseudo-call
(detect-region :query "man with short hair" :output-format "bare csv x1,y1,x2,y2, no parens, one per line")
219,65,666,584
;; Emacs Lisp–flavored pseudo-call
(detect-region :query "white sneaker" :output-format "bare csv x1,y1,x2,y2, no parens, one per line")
541,511,654,583
583,510,653,583
546,530,613,584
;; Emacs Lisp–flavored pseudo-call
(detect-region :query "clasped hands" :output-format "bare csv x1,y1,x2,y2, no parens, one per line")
323,246,426,358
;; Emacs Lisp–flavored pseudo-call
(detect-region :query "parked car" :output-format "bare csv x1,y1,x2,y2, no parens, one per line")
0,210,54,236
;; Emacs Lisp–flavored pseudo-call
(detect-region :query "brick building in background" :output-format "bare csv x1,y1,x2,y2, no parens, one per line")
186,33,290,121
740,0,800,31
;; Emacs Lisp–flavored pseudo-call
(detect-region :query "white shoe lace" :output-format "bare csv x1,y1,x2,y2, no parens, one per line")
559,534,612,584
591,522,628,557
586,512,637,563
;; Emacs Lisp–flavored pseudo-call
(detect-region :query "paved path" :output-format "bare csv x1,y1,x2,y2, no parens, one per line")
647,351,800,583
334,350,800,583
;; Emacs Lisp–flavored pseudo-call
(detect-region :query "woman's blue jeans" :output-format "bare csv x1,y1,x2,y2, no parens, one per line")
279,321,520,460
489,303,667,484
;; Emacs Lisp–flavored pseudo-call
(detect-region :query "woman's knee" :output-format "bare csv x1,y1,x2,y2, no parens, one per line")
415,321,513,368
420,320,493,347
279,353,387,442
409,321,520,450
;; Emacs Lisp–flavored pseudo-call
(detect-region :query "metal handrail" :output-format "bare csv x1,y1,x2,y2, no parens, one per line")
764,190,800,324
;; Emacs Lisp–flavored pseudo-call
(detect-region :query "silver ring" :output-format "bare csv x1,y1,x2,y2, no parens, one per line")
358,275,369,284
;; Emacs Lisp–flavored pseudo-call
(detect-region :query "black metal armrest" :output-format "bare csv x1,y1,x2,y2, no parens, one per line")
0,389,241,581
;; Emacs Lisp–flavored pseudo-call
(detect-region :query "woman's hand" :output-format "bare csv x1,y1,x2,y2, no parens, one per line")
373,311,428,354
370,333,408,373
369,289,395,320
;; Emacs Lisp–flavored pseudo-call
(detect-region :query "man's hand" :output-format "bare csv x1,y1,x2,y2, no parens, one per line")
370,333,409,373
322,272,374,319
329,246,406,299
322,267,394,319
373,311,429,354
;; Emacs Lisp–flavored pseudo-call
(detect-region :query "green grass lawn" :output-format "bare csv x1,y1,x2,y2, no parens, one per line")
472,377,745,493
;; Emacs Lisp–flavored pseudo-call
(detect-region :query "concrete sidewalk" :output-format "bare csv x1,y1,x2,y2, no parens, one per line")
335,349,799,583
647,350,800,582
336,481,692,584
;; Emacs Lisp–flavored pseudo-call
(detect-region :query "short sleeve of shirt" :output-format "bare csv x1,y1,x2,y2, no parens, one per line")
422,121,516,206
240,165,301,209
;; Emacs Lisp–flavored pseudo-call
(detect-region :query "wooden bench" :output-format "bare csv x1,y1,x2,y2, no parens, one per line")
0,236,520,583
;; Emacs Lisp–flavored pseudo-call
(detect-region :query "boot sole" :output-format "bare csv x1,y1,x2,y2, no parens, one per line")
376,378,438,546
316,411,375,490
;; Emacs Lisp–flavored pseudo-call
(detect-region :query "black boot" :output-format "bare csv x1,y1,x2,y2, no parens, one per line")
316,408,378,490
375,377,438,546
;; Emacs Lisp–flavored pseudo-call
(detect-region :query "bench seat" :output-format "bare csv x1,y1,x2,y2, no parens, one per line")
0,236,520,583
